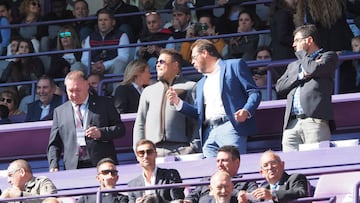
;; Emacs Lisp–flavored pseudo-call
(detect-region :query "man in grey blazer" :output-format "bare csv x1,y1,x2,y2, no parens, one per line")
128,139,184,203
47,70,125,171
133,48,199,156
276,24,338,151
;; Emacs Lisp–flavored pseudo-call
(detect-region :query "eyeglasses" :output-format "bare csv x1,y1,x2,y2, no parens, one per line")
136,149,155,157
98,169,118,176
191,53,200,61
155,59,167,65
145,11,157,17
59,31,72,38
0,98,12,103
31,2,40,7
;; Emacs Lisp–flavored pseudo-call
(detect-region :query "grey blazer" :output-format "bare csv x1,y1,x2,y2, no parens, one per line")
276,50,338,130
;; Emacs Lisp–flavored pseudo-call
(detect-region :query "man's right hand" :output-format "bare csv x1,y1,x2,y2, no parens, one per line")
49,167,58,172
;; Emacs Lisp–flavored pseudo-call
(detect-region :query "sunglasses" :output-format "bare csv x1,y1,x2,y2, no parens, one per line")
136,149,155,157
59,31,72,38
155,59,167,65
1,98,12,103
98,169,118,176
145,11,157,17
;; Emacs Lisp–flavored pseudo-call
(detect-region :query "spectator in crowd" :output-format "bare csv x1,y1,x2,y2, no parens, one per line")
0,38,44,84
242,150,308,202
164,0,195,10
339,36,360,90
226,9,259,61
87,73,107,95
128,139,184,203
252,46,277,101
16,0,48,52
0,0,11,56
72,0,93,43
164,5,193,50
185,145,258,203
48,25,86,79
133,49,199,156
136,11,175,71
276,24,337,152
167,39,261,156
140,0,157,11
269,0,296,61
104,0,143,43
114,59,151,114
0,104,11,124
181,13,228,63
294,0,356,93
77,158,128,203
0,89,24,116
25,75,62,122
138,194,165,203
0,159,57,201
81,8,130,75
209,171,237,203
47,70,126,171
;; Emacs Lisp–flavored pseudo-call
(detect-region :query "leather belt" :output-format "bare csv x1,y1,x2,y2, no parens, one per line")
204,116,229,128
290,114,307,120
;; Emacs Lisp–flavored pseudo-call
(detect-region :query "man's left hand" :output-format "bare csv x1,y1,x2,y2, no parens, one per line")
234,109,249,122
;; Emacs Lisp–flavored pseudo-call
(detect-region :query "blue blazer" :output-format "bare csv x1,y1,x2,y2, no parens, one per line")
25,94,62,122
180,59,261,143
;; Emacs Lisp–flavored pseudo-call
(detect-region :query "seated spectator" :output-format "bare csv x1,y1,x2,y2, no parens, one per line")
0,0,11,56
0,89,24,116
47,25,86,79
252,46,277,101
181,13,228,63
77,158,128,203
185,145,258,203
209,171,237,203
138,194,165,203
0,104,11,124
136,11,175,71
339,35,360,90
81,8,130,75
87,72,110,96
114,59,151,114
25,75,62,122
104,0,143,43
72,0,94,43
226,9,259,61
128,139,185,203
242,150,308,202
0,159,57,200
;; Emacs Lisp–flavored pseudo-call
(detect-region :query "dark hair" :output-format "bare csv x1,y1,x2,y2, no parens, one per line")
238,9,258,28
38,75,56,88
218,145,240,161
197,13,215,27
172,4,190,15
135,139,156,152
96,7,115,19
159,49,184,72
74,0,89,9
140,194,165,203
0,104,9,118
190,39,222,59
96,158,117,171
17,39,35,53
293,24,322,48
0,0,10,10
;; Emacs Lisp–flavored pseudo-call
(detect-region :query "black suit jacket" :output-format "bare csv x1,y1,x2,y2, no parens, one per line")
127,167,184,203
261,172,308,203
77,192,128,203
113,84,140,114
47,94,125,170
25,94,62,122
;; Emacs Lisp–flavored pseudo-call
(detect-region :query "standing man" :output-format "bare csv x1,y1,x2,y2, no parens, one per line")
185,145,258,203
133,49,199,156
47,70,125,171
167,39,261,157
25,75,62,122
0,159,57,200
128,139,184,203
77,158,128,203
81,8,130,75
242,150,308,202
275,24,338,152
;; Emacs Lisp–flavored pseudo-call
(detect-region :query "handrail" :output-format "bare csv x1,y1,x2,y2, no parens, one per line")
354,180,360,203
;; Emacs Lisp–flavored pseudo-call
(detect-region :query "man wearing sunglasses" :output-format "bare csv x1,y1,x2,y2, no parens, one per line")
128,139,184,203
77,158,128,203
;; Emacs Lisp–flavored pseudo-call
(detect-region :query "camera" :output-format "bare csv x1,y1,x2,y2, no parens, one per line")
194,23,209,36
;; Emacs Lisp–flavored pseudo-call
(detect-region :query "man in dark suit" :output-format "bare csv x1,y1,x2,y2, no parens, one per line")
167,39,261,156
127,139,184,203
25,75,62,122
275,24,338,151
47,70,125,171
243,150,308,202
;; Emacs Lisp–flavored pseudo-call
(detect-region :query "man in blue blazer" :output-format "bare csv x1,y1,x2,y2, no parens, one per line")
167,39,261,157
25,75,62,122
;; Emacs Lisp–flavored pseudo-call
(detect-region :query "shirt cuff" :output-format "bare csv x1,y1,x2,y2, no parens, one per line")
174,99,183,111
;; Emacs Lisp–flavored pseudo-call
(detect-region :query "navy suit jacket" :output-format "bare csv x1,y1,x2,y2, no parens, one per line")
25,94,62,122
180,59,261,143
127,167,184,203
47,94,125,170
